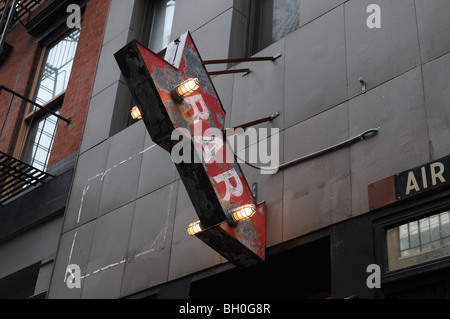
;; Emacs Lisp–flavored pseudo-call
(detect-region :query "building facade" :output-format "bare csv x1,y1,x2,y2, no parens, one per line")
1,0,449,299
0,0,109,298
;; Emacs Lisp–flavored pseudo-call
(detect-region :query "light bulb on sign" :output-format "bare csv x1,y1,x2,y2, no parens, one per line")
187,221,203,236
172,78,200,102
130,106,142,120
231,204,256,224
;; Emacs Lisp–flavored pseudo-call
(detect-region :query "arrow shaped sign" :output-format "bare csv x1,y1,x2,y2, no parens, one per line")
115,32,266,268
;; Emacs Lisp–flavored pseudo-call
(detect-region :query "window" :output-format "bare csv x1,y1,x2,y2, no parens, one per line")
121,0,175,129
148,0,176,53
21,106,61,171
249,0,300,54
21,28,80,171
34,28,80,105
109,1,177,134
387,210,450,271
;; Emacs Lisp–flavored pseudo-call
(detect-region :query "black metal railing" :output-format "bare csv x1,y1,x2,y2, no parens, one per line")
0,0,41,54
0,85,70,205
0,150,52,205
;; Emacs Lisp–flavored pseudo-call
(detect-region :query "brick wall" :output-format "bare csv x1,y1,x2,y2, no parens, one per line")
48,0,111,167
0,0,111,168
0,22,39,154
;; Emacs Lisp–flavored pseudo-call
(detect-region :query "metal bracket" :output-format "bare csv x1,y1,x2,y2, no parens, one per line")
252,183,258,202
359,77,367,94
205,53,282,78
242,70,251,77
229,111,280,131
237,127,381,172
207,68,251,76
203,53,282,66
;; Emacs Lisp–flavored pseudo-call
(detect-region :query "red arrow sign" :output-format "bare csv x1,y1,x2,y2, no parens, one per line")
115,32,265,267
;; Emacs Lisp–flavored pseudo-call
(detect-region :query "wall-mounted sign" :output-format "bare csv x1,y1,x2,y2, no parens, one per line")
115,33,266,268
369,155,450,210
395,156,449,200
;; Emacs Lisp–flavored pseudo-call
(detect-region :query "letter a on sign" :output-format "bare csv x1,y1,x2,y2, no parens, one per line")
115,33,266,268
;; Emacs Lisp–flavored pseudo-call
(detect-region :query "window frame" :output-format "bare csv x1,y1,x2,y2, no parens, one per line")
373,187,450,286
13,26,80,171
116,0,176,132
247,0,300,56
147,0,176,54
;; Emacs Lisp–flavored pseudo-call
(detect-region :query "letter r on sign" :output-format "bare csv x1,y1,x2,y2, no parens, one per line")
213,168,244,201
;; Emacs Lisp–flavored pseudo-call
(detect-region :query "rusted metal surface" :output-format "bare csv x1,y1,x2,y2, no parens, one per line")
202,54,282,65
207,68,251,76
368,175,396,211
196,202,266,268
231,112,280,131
115,32,266,268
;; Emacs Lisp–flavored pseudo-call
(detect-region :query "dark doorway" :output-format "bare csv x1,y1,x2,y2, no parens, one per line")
190,236,331,299
384,266,450,299
0,263,40,299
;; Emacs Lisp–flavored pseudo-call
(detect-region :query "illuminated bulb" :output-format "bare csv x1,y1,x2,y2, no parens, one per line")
231,204,256,223
172,78,200,102
187,221,203,236
130,106,142,120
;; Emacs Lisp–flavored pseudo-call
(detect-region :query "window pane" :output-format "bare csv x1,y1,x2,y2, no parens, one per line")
419,217,431,245
149,0,176,53
387,210,450,271
23,110,60,171
253,0,300,53
35,28,80,105
408,221,420,249
272,0,300,42
399,224,410,251
429,214,441,242
441,212,450,237
23,27,80,171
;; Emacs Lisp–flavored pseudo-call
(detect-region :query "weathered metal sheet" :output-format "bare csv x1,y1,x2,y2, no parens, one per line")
196,202,266,267
115,32,266,268
368,154,450,211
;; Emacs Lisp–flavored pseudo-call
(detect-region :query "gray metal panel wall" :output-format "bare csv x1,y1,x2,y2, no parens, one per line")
48,0,450,298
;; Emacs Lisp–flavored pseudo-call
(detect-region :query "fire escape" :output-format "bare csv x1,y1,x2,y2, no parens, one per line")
1,0,42,62
0,0,72,206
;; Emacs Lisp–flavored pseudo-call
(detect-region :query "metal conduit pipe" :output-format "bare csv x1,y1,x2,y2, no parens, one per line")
236,127,381,172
